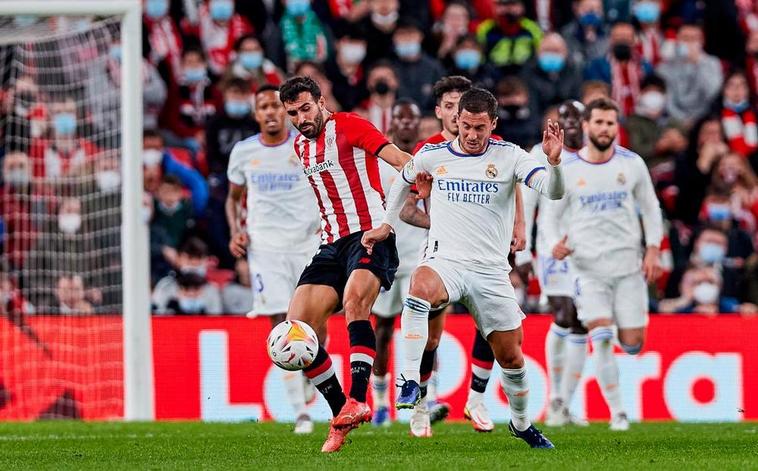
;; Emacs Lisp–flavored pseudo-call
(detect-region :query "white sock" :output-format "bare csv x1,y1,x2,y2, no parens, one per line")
371,373,390,408
560,333,587,410
501,367,531,431
467,390,484,405
590,326,624,417
401,296,431,384
283,370,307,417
545,323,569,403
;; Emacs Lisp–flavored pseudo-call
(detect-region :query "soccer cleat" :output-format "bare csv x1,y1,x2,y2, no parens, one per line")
294,414,314,434
372,406,391,427
428,399,450,424
321,423,355,453
610,412,630,431
545,399,568,427
508,421,555,449
332,398,372,428
395,376,421,410
409,404,432,437
464,400,495,432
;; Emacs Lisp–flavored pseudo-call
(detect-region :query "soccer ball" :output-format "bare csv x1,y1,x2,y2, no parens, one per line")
267,320,319,371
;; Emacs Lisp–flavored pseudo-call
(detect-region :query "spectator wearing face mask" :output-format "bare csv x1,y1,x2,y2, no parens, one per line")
8,75,47,146
29,96,98,179
142,130,209,216
224,34,284,92
152,237,223,315
360,0,401,66
447,35,500,91
222,257,254,315
631,0,671,67
163,272,214,315
626,74,685,167
715,71,758,159
561,0,609,68
152,174,194,249
657,23,723,125
280,0,328,72
355,61,399,135
428,1,471,63
162,45,222,154
493,76,542,150
391,19,446,112
584,21,652,117
143,0,184,88
197,0,254,78
52,274,94,315
477,0,543,77
658,265,757,315
521,32,583,119
205,78,258,177
325,23,370,111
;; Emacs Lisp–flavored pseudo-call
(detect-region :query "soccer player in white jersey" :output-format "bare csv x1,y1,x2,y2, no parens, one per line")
517,100,590,427
371,99,427,428
543,98,663,431
278,76,411,453
226,84,321,434
363,88,564,448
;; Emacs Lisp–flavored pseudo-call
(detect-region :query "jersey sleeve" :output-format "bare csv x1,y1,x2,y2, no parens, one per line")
632,156,664,247
513,145,546,185
513,145,564,200
226,142,246,186
344,113,390,155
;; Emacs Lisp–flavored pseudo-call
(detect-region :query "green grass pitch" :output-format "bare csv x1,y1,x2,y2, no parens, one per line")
0,421,756,470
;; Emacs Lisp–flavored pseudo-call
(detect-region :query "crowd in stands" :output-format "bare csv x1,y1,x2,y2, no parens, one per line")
2,0,758,317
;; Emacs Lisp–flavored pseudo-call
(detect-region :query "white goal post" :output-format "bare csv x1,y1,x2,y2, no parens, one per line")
0,0,153,420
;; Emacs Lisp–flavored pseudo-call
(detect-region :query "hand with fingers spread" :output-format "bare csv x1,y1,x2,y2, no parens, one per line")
552,235,572,260
542,119,565,166
415,172,433,199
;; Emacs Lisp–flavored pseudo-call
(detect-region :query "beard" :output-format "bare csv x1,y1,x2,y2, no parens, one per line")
299,109,324,139
589,133,614,151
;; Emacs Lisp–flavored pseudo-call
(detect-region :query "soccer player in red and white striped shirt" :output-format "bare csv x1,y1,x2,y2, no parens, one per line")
278,76,411,453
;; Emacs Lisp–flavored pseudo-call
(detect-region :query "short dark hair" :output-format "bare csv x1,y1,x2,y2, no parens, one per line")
583,97,621,121
222,77,251,94
641,73,666,92
233,33,259,52
392,97,420,114
176,272,206,289
179,237,208,258
181,44,205,61
143,129,161,140
458,88,498,120
160,174,183,188
279,75,322,103
255,83,280,96
433,76,472,104
495,76,528,98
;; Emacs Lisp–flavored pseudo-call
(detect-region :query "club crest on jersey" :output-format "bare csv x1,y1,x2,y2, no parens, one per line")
435,165,447,176
485,164,498,179
617,172,626,185
326,134,336,148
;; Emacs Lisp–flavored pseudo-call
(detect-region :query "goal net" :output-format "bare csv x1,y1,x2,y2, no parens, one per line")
0,8,149,420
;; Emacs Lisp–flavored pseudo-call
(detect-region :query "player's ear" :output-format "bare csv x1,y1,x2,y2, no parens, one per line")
318,95,326,108
434,105,442,120
491,116,498,130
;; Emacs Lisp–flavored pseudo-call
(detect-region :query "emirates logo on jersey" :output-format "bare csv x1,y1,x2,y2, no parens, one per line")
304,160,336,176
486,164,498,179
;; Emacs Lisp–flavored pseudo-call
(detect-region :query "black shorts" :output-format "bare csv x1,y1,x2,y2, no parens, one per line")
297,231,399,300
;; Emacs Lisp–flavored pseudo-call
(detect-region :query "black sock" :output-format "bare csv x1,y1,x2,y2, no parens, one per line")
471,330,494,393
303,345,346,416
348,320,376,403
420,347,437,385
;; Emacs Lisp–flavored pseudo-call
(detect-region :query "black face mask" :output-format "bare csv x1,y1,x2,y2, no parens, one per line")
372,80,391,95
503,12,520,22
500,105,529,121
612,43,632,61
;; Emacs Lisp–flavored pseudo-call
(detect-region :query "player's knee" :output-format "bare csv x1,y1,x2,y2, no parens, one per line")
343,296,371,322
494,347,523,370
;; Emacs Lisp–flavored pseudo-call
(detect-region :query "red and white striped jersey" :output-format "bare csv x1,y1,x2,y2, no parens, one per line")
294,112,390,244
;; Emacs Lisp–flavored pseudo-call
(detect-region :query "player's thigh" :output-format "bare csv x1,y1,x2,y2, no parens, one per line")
411,259,461,308
372,274,409,318
465,269,525,339
574,271,614,328
343,269,382,322
613,273,649,341
288,284,340,330
249,250,292,316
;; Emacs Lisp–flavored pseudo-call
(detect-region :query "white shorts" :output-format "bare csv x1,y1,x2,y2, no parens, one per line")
420,257,525,337
373,273,410,318
573,270,649,329
536,254,574,297
248,249,314,316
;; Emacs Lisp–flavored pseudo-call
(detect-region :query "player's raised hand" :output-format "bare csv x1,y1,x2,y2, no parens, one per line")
229,232,249,258
552,235,572,260
415,171,433,199
542,119,564,166
361,224,392,255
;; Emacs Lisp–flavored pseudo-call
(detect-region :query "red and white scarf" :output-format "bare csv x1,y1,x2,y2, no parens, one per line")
147,16,183,83
722,107,758,157
637,28,662,66
198,4,253,76
611,58,642,117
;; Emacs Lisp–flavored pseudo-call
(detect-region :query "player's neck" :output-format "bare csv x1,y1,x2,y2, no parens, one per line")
260,130,288,146
441,129,456,141
585,144,614,162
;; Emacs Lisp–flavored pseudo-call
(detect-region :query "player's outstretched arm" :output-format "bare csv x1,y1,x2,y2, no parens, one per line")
400,192,430,229
362,159,416,253
377,143,412,171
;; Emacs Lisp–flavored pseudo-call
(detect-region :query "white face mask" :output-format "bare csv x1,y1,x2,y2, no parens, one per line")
340,43,367,65
372,11,398,27
180,265,207,278
59,213,82,234
638,91,666,116
142,206,153,223
96,170,121,193
693,282,720,305
142,149,163,167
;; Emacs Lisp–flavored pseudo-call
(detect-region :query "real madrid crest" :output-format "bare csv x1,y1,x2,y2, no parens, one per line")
617,172,626,185
486,163,498,179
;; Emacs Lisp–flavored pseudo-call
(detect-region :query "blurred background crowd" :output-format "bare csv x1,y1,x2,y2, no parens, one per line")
2,0,758,318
